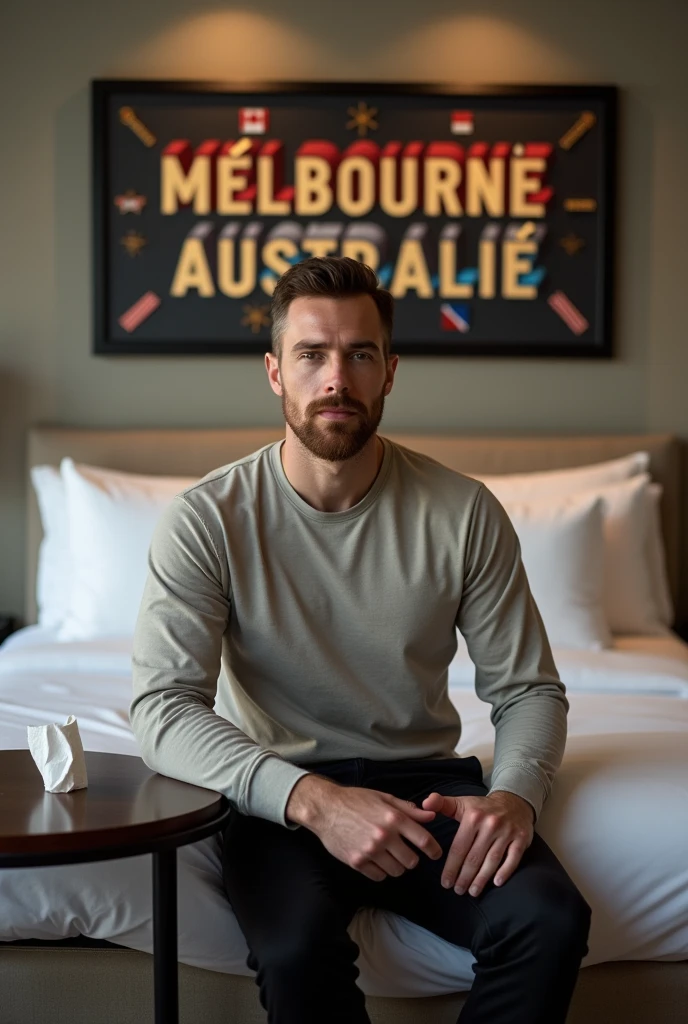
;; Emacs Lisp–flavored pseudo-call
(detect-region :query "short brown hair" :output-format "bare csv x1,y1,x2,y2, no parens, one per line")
269,256,394,360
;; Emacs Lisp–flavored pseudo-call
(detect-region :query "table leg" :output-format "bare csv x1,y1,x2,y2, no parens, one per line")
152,848,178,1024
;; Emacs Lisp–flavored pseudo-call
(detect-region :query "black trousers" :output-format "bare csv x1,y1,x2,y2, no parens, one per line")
221,755,591,1024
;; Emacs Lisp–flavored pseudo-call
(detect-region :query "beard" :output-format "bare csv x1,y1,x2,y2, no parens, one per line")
281,381,386,463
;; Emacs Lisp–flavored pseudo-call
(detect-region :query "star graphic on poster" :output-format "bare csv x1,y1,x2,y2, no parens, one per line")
241,303,272,333
114,189,147,214
120,230,147,257
559,233,586,255
346,101,379,137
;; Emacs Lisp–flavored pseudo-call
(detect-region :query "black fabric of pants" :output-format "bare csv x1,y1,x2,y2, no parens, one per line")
221,755,591,1024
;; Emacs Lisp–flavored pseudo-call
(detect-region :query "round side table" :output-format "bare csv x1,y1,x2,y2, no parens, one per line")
0,749,232,1024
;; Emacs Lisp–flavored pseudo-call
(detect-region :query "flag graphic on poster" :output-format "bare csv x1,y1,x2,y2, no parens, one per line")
238,107,269,134
440,303,471,332
451,111,474,135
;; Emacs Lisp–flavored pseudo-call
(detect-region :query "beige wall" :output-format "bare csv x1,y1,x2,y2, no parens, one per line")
1,0,687,621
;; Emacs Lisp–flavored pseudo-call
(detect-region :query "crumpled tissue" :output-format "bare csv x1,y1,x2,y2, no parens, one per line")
27,715,89,792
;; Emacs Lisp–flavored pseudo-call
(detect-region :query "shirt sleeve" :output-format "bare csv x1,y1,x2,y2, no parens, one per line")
455,483,569,822
129,494,311,829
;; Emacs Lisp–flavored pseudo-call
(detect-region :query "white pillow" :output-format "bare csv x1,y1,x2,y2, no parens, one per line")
477,450,649,498
30,465,70,629
58,459,197,641
474,455,673,634
501,492,611,650
577,474,668,636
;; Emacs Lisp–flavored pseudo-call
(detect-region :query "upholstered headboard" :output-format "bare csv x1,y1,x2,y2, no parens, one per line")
25,428,683,627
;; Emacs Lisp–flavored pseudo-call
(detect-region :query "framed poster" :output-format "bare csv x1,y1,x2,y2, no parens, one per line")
92,80,617,357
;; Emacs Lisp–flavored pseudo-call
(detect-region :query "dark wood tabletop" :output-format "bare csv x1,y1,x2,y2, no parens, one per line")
0,749,230,864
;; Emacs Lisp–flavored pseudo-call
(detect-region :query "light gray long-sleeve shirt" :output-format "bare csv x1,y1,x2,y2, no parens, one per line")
130,436,568,829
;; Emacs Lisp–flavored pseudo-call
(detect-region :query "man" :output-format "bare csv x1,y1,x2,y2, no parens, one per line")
130,255,591,1024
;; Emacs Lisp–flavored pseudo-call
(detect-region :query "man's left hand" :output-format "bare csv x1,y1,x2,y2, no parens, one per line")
421,790,534,898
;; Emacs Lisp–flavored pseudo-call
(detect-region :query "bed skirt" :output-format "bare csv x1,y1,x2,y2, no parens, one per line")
1,939,687,1023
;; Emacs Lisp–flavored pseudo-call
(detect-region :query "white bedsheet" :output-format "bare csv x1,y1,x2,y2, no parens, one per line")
0,627,687,997
6,624,688,698
449,630,688,698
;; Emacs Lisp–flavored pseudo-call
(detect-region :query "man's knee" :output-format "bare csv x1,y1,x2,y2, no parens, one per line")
249,908,359,978
513,870,591,955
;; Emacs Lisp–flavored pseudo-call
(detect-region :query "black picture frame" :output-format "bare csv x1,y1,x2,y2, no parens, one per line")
93,80,617,357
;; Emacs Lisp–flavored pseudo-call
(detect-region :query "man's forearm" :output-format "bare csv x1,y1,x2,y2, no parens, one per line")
489,686,568,822
487,789,536,824
130,684,312,828
285,773,339,829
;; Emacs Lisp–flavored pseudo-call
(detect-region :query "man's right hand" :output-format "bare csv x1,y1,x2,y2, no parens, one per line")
285,774,443,882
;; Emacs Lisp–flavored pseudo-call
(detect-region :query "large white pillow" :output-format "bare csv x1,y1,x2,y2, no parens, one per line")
581,474,670,636
500,492,611,650
473,456,673,634
30,465,71,629
58,459,197,641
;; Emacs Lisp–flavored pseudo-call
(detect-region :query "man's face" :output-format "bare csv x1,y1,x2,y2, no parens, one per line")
266,294,398,462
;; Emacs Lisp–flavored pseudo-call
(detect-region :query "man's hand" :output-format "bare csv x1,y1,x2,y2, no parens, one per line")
422,790,534,898
287,775,444,881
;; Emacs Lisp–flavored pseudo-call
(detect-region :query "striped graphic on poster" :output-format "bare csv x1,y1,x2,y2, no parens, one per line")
440,303,471,332
118,291,161,333
547,290,589,335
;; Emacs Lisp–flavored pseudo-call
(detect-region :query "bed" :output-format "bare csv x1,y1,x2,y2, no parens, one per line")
1,427,687,1024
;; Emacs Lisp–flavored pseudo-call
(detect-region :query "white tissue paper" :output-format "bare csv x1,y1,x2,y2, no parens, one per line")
27,714,89,792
